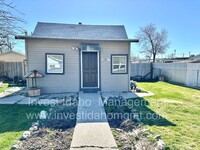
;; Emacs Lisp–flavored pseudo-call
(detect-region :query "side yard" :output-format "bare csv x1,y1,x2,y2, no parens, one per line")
138,82,200,149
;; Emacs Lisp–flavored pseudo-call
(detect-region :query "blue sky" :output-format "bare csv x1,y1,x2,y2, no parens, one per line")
13,0,200,57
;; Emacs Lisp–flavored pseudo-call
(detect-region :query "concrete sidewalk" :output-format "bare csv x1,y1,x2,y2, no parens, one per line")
0,87,25,98
0,92,77,105
70,92,118,150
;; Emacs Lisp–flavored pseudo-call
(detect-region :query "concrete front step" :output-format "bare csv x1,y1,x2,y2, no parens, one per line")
70,92,118,150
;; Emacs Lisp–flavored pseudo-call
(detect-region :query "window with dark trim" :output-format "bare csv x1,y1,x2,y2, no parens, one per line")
111,54,128,74
45,53,65,74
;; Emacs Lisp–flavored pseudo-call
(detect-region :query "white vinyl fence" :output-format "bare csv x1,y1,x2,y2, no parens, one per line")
153,63,200,88
130,63,152,80
131,62,200,88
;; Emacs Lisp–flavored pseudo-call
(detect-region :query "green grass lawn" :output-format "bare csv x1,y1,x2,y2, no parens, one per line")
138,82,200,150
1,82,199,149
0,105,49,150
0,83,9,93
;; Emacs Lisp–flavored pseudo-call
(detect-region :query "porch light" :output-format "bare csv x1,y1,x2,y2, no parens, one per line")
72,46,80,50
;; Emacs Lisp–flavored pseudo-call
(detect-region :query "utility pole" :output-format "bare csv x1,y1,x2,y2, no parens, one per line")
174,50,176,58
189,51,191,57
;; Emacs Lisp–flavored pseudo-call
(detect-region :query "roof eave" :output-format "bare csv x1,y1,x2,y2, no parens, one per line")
15,35,139,42
0,50,25,56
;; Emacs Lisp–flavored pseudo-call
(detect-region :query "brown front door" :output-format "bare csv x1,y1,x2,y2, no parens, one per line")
82,52,98,87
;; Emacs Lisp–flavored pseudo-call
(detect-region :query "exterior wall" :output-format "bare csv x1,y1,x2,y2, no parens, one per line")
27,39,80,93
0,52,25,62
100,42,130,92
27,39,130,93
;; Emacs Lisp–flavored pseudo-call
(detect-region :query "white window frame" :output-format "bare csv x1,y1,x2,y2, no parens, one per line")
111,55,128,74
45,53,65,74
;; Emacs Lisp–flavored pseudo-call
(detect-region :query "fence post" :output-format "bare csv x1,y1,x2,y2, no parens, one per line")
197,70,199,87
150,62,153,79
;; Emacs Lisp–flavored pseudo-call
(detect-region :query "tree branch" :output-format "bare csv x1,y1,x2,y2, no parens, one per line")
136,24,170,62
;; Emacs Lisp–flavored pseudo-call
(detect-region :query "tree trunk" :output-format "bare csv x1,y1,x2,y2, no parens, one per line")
153,54,156,63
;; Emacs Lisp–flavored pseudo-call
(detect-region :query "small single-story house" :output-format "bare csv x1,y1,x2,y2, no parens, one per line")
0,51,25,62
16,22,138,93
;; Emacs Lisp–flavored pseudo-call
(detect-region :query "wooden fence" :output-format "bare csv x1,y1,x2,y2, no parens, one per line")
0,61,24,79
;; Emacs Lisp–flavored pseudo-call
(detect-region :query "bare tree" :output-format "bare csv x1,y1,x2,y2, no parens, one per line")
0,0,25,53
136,24,170,63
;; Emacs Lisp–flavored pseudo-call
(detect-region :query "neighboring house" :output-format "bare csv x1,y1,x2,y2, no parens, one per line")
156,54,200,63
0,51,25,62
16,22,138,93
0,51,25,79
189,54,200,63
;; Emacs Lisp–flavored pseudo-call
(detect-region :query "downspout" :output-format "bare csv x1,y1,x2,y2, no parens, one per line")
25,32,29,89
128,42,131,91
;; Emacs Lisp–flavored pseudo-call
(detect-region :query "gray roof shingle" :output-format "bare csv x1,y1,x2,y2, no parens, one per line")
32,22,128,39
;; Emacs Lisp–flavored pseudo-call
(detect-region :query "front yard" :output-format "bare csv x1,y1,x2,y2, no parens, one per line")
0,82,199,149
138,82,200,149
0,105,49,150
104,81,200,149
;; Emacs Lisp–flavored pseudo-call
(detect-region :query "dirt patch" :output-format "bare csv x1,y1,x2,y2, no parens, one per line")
112,127,156,150
104,96,160,150
18,128,74,150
